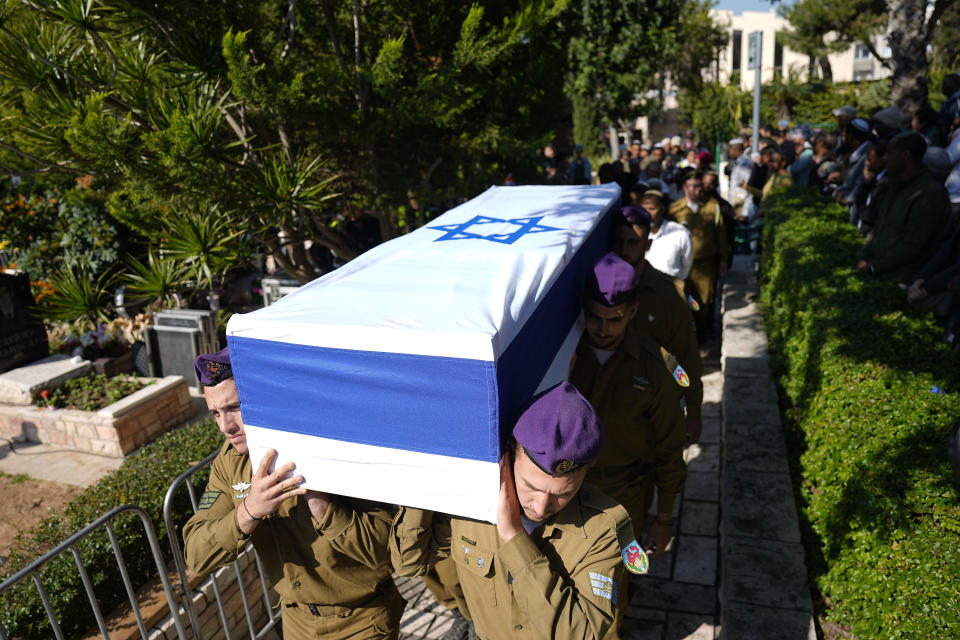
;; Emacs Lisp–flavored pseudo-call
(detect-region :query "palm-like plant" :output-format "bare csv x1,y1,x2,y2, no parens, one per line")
40,265,115,325
123,250,190,309
160,205,243,294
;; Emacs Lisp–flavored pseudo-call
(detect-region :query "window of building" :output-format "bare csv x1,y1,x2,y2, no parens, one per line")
853,70,874,81
732,30,742,77
774,34,783,76
854,44,871,59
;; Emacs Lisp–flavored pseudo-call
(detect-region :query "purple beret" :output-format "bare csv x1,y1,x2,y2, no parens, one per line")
619,205,652,229
513,382,603,476
194,347,233,386
587,252,638,307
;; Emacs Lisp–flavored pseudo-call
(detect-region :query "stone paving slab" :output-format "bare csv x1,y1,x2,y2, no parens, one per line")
666,613,719,640
680,501,719,536
722,470,802,543
722,536,813,611
721,355,772,379
724,421,789,474
684,443,720,474
683,471,720,502
723,603,817,640
630,578,718,615
699,416,721,444
673,535,718,586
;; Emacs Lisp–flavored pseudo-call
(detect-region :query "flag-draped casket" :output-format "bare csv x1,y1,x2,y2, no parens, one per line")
227,184,621,522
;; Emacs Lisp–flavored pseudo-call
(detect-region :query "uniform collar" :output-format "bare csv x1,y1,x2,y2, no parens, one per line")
538,487,589,540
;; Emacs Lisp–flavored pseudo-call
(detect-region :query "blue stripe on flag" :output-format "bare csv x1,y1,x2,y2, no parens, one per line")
228,336,499,462
495,202,615,436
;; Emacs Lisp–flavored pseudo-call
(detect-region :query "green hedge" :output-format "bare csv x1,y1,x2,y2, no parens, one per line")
0,418,221,639
759,188,960,638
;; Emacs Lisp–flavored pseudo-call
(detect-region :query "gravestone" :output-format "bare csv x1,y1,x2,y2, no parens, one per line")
144,325,204,391
0,271,49,374
262,275,300,307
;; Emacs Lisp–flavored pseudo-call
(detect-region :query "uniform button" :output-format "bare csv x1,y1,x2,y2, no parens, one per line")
515,624,523,630
293,581,301,588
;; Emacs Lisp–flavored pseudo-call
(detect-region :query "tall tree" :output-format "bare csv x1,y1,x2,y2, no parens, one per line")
0,0,569,283
777,0,952,114
565,0,726,154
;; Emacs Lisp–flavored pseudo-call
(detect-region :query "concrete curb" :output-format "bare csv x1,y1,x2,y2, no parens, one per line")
718,255,816,640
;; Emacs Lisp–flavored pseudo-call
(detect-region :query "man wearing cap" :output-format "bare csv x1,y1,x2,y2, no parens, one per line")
833,105,857,152
669,171,730,341
613,205,703,449
569,252,688,559
391,382,639,640
872,105,903,142
183,349,404,640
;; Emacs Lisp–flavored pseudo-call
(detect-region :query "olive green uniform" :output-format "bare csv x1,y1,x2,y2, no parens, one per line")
390,485,633,640
183,442,404,639
669,198,730,332
632,261,704,425
569,328,687,540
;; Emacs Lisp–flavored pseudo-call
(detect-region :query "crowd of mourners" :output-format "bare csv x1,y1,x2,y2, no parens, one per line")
539,72,960,353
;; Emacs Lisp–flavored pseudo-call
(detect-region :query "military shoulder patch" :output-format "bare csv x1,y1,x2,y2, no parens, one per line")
198,491,222,510
686,294,700,311
673,364,690,388
621,539,649,575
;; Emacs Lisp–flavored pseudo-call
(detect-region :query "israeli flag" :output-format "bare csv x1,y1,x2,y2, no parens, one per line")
227,184,621,522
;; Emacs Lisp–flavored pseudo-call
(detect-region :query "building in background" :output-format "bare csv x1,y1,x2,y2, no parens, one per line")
711,9,891,88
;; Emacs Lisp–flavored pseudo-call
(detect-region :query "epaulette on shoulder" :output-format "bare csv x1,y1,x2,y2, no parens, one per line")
579,485,649,575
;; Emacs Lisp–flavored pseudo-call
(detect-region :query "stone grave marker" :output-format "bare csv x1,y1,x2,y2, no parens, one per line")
0,271,49,374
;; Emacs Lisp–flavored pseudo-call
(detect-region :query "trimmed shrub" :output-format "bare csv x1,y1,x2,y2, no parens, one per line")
759,188,960,637
0,418,221,639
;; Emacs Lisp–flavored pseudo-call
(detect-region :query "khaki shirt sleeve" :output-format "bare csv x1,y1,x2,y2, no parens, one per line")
649,374,688,515
389,507,452,577
498,528,624,640
667,301,704,422
315,499,394,572
182,456,247,576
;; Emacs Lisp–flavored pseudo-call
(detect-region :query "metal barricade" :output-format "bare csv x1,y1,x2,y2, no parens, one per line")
163,453,280,640
0,505,182,640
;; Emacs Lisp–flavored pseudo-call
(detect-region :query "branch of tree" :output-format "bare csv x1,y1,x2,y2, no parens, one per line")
926,0,949,43
277,122,296,166
321,0,360,107
0,140,89,175
219,105,260,167
863,38,892,71
352,0,367,111
279,0,297,60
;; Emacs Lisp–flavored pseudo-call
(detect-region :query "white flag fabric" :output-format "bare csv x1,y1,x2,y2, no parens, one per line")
227,184,621,522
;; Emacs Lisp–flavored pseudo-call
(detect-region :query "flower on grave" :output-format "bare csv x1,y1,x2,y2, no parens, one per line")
40,389,49,399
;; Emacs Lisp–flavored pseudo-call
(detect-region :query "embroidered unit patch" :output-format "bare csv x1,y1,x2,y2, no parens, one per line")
621,540,649,575
686,294,700,311
198,491,222,510
673,365,690,388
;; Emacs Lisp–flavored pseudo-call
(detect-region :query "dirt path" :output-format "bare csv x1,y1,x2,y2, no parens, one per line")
0,474,81,563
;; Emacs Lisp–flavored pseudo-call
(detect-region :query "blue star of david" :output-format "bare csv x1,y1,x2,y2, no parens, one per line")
427,215,562,245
